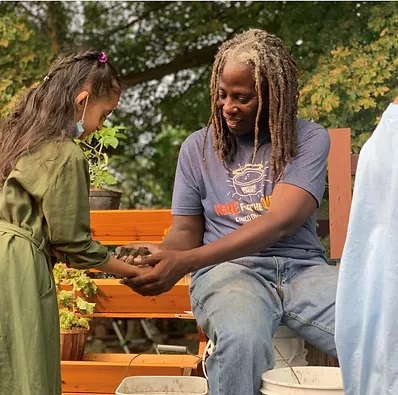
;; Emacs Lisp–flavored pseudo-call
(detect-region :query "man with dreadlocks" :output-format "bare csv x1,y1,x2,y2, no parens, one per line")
123,29,338,394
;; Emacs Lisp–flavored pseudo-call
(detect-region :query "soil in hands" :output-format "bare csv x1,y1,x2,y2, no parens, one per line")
89,247,151,279
116,247,151,262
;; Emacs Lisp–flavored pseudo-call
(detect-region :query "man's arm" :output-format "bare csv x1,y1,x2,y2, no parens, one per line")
187,182,316,270
161,214,204,251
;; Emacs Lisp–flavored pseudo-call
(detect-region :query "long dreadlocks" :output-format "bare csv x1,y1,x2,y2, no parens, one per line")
204,29,300,180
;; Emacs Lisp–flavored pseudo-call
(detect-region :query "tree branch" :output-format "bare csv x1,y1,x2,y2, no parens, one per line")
120,41,221,89
18,2,46,26
104,2,168,39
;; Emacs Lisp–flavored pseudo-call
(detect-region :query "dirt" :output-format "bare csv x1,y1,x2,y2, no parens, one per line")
88,247,152,279
115,246,151,263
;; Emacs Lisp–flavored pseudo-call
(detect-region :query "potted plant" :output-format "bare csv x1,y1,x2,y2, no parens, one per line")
54,264,98,360
78,125,127,210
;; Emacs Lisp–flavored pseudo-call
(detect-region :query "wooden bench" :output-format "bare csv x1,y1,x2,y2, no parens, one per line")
61,128,358,393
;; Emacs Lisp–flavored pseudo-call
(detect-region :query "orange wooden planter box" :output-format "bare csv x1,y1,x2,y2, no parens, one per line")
91,278,192,318
60,278,192,319
61,353,201,394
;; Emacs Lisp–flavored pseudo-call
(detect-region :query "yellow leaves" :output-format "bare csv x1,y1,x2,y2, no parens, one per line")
379,86,390,94
0,13,52,117
330,47,351,59
299,5,397,134
330,66,348,77
322,95,340,113
15,23,32,40
0,78,13,91
351,57,368,69
0,86,27,117
21,53,35,63
355,97,376,111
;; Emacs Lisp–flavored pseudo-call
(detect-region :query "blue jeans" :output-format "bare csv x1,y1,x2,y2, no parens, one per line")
189,256,338,395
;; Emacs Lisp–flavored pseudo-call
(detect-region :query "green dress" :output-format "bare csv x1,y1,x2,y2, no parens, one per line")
0,140,110,395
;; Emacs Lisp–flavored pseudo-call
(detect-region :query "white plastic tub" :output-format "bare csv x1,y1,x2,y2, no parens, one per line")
261,366,343,395
115,376,208,395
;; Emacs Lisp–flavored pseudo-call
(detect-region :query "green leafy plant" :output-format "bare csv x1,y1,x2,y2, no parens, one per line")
78,126,127,189
54,264,98,330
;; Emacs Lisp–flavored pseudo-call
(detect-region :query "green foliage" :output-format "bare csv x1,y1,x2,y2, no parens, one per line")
1,2,397,206
77,126,127,189
57,309,91,331
112,124,189,208
299,2,398,146
0,11,52,116
54,264,98,330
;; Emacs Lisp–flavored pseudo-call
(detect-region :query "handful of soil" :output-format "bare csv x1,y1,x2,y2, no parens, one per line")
114,246,151,265
88,246,152,279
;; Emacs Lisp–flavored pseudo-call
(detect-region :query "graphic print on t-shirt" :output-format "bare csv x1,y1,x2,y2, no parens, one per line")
228,163,269,199
214,161,273,223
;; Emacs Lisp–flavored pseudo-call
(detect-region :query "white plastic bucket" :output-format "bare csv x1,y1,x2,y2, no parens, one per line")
272,326,307,369
261,367,343,395
201,326,307,378
115,376,208,395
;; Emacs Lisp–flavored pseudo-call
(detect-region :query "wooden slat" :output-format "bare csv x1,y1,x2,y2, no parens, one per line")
61,353,201,394
63,393,109,395
91,210,334,243
88,312,194,319
88,312,195,319
197,327,208,358
327,128,352,259
92,279,191,315
61,279,191,316
82,353,199,363
90,209,172,245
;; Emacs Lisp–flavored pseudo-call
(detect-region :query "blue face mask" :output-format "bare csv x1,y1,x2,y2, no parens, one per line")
73,121,85,139
73,95,89,139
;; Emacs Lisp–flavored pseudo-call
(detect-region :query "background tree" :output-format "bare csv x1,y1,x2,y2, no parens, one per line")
300,2,398,152
1,1,396,206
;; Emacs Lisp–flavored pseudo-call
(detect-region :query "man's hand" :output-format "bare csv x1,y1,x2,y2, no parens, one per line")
120,250,190,296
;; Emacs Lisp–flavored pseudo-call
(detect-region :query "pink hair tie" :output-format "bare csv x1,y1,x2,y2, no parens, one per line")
98,51,108,63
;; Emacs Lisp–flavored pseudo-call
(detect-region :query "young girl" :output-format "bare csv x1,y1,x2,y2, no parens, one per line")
0,50,141,395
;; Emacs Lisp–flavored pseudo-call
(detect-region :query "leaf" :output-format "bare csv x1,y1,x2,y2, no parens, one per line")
76,317,90,330
57,290,74,308
104,173,117,185
106,137,119,149
75,297,96,315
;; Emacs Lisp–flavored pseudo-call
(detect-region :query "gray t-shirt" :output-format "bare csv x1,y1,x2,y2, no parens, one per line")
172,119,329,261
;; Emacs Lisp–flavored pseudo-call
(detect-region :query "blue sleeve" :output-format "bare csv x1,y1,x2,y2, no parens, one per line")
278,125,330,207
171,139,203,215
